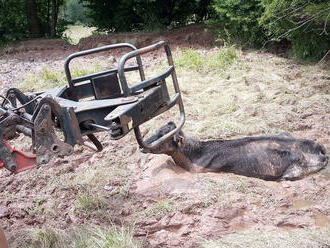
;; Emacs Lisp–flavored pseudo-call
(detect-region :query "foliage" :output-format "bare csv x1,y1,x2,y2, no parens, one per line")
82,0,140,32
260,0,330,60
18,67,67,91
76,195,106,212
213,0,267,46
176,49,204,70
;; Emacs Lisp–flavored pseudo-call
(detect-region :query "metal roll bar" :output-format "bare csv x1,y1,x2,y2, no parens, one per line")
116,41,185,151
64,43,145,88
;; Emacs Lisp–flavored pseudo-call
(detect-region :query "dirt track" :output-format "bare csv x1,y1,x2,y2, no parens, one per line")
0,25,329,247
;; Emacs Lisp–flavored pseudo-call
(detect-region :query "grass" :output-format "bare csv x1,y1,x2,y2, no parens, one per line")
172,48,330,139
18,62,108,91
9,225,141,248
135,199,178,221
75,194,106,212
175,46,237,72
194,176,252,209
17,61,108,91
19,67,66,91
199,227,330,248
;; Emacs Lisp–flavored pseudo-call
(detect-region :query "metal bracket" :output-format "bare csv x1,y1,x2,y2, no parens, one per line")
33,103,74,164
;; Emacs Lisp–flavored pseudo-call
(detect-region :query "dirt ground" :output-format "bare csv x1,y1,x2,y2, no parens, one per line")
0,25,329,247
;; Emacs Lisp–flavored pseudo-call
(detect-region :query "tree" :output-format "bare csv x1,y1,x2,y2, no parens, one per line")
25,0,43,37
213,0,267,46
196,0,215,22
62,0,91,24
83,0,214,32
0,0,66,43
50,0,64,37
0,0,28,43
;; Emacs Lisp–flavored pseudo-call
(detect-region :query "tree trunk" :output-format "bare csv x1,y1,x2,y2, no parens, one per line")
47,0,51,35
25,0,43,38
166,0,175,26
50,0,64,37
50,0,57,37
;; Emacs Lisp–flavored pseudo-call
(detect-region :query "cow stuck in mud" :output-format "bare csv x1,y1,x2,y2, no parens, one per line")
145,122,328,180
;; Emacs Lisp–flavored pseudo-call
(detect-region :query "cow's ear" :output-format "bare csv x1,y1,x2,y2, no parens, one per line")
173,134,183,147
177,134,184,148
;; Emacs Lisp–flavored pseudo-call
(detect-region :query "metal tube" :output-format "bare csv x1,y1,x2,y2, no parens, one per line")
64,43,138,87
71,66,140,84
118,41,166,96
0,106,7,115
87,123,111,131
16,125,32,137
22,112,33,121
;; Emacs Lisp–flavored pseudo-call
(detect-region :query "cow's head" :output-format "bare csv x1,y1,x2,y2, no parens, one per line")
145,122,185,155
281,139,328,180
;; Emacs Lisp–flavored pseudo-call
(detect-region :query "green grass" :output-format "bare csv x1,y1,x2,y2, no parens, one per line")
76,195,106,212
18,63,108,91
136,199,178,220
19,67,66,91
175,46,237,72
199,227,330,248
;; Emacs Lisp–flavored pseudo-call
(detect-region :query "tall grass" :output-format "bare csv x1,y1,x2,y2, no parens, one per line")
9,225,141,248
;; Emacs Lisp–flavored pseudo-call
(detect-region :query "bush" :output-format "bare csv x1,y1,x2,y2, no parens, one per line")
214,0,267,46
213,0,329,60
260,0,330,60
0,0,28,44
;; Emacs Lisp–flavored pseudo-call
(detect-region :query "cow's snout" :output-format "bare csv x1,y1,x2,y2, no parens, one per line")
319,155,328,163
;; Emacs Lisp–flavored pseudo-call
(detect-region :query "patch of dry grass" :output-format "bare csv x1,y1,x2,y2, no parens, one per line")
8,225,141,248
199,227,330,248
172,49,330,139
133,198,179,222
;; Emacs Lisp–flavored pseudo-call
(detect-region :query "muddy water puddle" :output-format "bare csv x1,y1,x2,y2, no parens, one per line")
292,200,314,209
321,172,330,180
314,214,329,227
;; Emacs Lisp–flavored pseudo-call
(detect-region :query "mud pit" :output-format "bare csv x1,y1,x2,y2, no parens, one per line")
0,25,329,247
